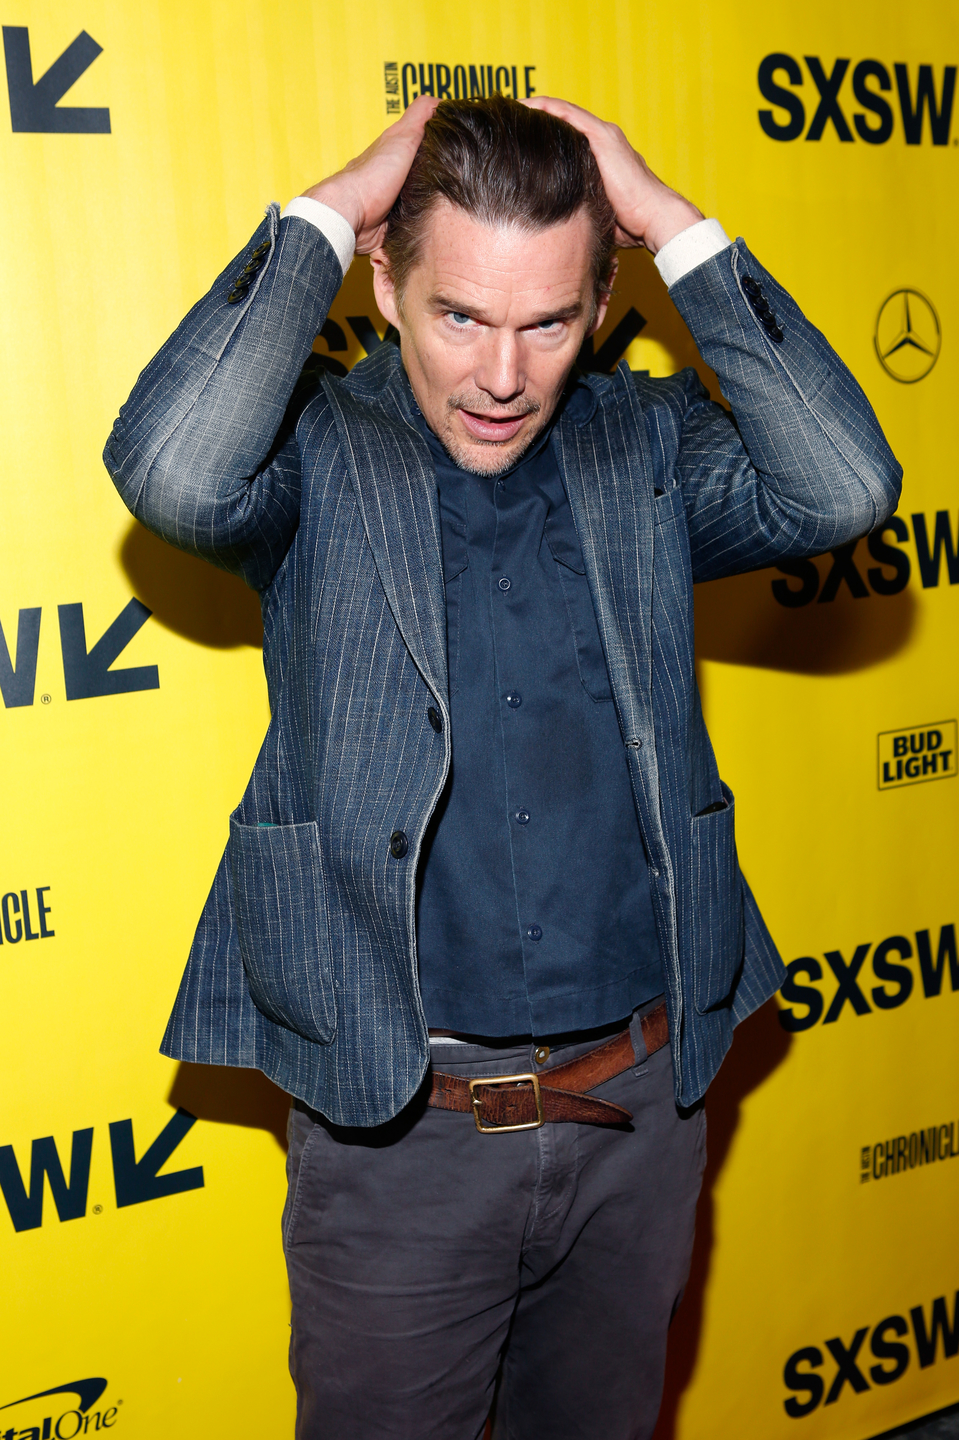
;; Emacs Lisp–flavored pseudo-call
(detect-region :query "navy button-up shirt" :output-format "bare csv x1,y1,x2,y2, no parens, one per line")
413,381,663,1036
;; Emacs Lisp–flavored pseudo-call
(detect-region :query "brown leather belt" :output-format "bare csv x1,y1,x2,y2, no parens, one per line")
428,1003,669,1133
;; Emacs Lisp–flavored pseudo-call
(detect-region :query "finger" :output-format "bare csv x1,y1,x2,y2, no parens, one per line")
521,95,606,136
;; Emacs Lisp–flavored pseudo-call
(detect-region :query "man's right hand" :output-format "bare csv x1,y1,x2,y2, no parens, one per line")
300,95,438,254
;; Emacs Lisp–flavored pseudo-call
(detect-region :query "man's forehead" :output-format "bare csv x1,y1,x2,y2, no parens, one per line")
411,199,595,298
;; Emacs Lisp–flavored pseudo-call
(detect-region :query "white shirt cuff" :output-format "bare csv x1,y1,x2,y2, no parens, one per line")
281,196,356,276
654,218,731,288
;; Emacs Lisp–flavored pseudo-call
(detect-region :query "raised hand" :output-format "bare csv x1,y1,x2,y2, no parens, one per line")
301,94,439,254
523,97,703,255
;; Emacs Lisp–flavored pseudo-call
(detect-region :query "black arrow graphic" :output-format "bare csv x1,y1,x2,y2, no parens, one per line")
346,315,400,354
0,607,41,708
109,1109,204,1209
3,27,110,133
58,599,159,701
578,306,647,373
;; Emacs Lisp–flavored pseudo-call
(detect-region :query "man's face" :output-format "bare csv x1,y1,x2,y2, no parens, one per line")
372,200,611,475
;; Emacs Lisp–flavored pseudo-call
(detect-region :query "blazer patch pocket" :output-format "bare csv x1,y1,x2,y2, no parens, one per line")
690,783,745,1013
228,816,336,1044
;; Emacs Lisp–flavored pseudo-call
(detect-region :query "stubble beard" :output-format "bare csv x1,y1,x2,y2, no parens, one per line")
438,392,544,477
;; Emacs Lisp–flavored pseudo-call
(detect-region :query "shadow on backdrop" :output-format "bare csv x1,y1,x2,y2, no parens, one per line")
120,519,263,650
168,1061,290,1152
651,999,792,1440
695,560,916,674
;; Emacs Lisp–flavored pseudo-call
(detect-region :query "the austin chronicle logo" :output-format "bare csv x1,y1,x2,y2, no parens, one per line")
875,289,941,382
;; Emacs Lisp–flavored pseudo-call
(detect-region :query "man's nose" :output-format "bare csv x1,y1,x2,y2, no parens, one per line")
474,332,525,402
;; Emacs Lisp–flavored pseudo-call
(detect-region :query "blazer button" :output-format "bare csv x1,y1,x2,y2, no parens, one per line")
390,830,409,859
742,275,761,297
427,706,443,733
252,241,270,258
226,286,248,304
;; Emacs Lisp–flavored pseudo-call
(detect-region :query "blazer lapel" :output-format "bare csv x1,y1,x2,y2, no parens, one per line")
323,359,449,706
552,364,655,743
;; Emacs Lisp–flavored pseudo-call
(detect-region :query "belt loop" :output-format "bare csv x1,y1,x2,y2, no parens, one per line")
629,1006,650,1070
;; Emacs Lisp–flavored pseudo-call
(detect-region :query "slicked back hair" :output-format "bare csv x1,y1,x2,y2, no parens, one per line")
382,95,617,313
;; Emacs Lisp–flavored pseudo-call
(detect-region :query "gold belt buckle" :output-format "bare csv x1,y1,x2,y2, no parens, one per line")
468,1072,544,1134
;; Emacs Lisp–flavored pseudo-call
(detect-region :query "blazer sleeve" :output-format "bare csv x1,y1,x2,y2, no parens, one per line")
664,238,903,583
103,204,345,591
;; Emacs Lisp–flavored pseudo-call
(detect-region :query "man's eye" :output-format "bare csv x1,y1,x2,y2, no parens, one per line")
538,320,559,331
449,312,472,326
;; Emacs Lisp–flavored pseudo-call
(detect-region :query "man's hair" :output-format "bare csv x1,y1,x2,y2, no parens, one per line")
383,95,616,310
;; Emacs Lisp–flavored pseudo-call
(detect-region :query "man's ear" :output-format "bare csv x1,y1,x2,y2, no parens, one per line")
370,249,401,328
586,255,619,338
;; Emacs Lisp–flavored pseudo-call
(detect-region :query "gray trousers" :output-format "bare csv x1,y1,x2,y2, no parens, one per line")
283,1011,706,1440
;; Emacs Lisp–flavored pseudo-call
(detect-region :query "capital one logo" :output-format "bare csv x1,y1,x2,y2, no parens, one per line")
0,1378,119,1437
758,55,956,145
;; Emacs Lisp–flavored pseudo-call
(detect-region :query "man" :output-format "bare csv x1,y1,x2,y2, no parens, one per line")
105,95,899,1438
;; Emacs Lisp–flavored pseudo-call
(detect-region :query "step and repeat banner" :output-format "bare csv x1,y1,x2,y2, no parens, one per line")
1,0,956,1436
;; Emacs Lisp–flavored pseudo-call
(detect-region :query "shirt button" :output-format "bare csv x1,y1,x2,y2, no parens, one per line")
427,706,443,733
389,830,409,859
650,866,660,877
526,924,543,942
515,809,530,825
498,577,511,591
505,692,522,708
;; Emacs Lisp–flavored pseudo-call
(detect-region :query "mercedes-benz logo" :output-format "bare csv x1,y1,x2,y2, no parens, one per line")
875,289,941,383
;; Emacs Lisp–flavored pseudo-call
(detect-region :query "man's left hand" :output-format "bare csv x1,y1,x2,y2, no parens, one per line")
523,97,703,255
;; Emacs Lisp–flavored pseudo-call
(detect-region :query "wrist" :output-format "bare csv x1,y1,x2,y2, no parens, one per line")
300,179,361,238
642,197,704,256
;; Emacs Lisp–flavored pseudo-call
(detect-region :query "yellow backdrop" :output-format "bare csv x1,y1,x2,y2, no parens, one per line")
1,1,956,1436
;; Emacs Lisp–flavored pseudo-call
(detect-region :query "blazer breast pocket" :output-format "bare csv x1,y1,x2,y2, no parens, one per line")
689,783,745,1013
228,816,336,1044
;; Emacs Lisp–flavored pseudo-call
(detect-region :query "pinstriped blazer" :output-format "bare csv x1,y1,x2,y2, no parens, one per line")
104,205,901,1125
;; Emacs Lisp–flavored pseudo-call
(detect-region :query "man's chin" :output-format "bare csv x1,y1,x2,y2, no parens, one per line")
442,424,541,477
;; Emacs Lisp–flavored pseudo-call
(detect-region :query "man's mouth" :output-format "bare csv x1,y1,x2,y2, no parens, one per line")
457,409,530,443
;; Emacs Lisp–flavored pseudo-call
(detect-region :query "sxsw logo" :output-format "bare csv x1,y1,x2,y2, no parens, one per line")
877,720,957,789
0,600,158,708
771,511,959,607
778,921,957,1031
783,1289,959,1419
758,55,955,145
0,1108,202,1233
0,1378,119,1437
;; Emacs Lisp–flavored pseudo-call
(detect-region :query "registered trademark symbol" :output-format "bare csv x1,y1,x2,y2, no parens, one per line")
40,693,51,704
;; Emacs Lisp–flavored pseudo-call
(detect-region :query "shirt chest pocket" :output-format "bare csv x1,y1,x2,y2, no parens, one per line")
442,523,468,697
543,508,613,703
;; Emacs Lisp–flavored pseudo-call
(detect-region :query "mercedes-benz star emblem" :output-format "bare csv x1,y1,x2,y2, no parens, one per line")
875,289,941,383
